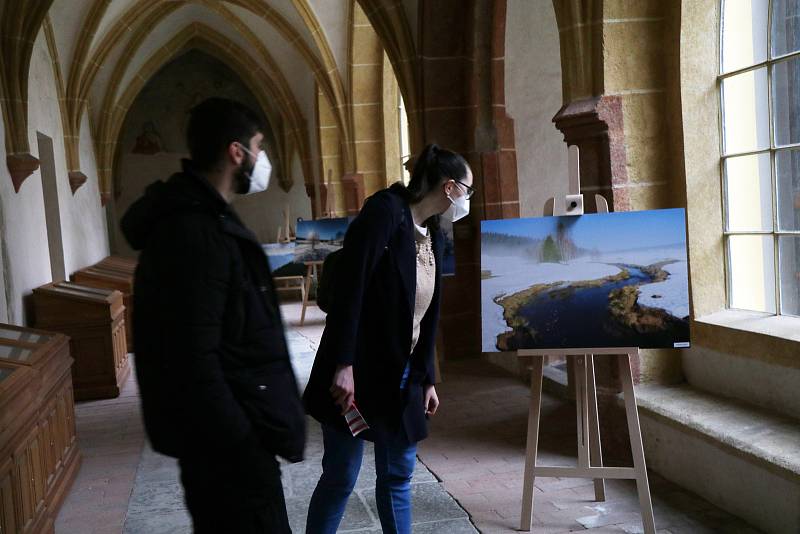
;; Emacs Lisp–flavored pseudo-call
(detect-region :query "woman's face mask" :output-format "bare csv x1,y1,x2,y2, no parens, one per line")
442,181,470,222
236,143,272,195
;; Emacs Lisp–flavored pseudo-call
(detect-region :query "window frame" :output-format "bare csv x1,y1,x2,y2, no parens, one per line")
718,0,800,317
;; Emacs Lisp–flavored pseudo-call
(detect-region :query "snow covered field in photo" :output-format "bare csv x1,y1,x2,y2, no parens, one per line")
481,254,621,352
638,258,689,318
600,245,689,318
294,242,341,262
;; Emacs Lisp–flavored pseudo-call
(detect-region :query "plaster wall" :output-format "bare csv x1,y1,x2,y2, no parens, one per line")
682,344,800,418
505,0,568,217
0,32,109,325
234,153,313,243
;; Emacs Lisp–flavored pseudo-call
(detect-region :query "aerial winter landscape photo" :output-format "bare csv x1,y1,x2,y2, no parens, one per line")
263,242,303,276
294,217,353,263
481,209,690,351
440,218,456,276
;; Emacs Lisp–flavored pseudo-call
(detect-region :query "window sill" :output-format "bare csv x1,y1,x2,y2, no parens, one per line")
692,310,800,369
697,309,800,342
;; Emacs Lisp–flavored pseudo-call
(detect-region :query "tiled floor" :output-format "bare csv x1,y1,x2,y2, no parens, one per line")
56,304,474,533
55,368,145,534
55,302,760,533
418,359,762,534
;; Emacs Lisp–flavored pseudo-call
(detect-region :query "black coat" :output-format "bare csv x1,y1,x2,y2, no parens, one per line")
303,186,443,443
120,160,305,462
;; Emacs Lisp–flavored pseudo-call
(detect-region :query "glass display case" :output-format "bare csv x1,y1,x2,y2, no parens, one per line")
33,281,129,401
0,324,79,534
73,263,134,352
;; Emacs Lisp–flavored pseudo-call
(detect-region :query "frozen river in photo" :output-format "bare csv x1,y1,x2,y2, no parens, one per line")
481,247,690,352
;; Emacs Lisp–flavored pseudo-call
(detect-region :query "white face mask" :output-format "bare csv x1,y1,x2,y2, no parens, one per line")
443,190,470,222
238,145,272,194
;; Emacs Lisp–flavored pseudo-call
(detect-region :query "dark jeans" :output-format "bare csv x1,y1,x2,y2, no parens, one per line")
179,443,291,534
305,422,417,534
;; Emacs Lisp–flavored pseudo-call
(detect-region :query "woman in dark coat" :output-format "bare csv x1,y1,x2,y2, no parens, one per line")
303,144,474,534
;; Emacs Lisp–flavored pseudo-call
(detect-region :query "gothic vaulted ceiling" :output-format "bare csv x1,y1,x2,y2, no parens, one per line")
12,0,419,195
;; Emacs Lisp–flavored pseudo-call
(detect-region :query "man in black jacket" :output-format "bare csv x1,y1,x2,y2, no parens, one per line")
121,98,305,533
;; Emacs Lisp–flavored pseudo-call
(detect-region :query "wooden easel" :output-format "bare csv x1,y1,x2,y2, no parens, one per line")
276,204,294,243
517,146,656,533
298,172,337,325
299,260,323,326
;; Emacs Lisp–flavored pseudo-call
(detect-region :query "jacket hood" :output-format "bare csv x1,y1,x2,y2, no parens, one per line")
120,160,227,251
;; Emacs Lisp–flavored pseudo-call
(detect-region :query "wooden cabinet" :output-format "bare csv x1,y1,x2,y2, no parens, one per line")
0,325,80,534
94,256,137,277
32,282,130,400
72,266,134,353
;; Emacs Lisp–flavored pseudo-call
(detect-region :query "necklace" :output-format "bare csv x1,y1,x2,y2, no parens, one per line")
415,234,434,274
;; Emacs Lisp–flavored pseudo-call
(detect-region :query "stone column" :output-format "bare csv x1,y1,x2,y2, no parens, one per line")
341,173,366,216
418,0,521,361
481,0,520,221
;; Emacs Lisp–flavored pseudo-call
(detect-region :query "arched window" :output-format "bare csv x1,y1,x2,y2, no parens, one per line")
720,0,800,316
398,93,410,185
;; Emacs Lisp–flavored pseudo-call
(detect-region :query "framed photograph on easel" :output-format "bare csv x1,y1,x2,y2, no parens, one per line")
481,208,691,351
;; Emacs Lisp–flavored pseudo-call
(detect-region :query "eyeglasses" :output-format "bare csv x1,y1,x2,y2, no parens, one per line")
453,179,476,200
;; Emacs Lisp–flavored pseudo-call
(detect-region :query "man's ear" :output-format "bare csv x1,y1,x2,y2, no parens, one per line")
228,142,244,166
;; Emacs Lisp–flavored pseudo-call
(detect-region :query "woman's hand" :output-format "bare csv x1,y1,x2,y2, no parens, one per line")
330,364,355,415
424,384,439,416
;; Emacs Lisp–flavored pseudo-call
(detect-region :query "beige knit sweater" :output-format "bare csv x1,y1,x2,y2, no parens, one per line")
410,223,436,354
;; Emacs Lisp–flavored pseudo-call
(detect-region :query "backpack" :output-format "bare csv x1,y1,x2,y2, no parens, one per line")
316,192,406,314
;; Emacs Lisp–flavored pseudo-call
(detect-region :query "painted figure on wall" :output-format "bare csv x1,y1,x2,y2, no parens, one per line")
132,121,165,154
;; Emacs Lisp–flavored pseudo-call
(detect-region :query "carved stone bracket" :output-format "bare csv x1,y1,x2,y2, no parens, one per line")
68,171,88,194
7,153,40,193
1,0,55,193
552,95,627,211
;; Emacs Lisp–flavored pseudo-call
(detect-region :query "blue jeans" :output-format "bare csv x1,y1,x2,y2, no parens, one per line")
305,422,417,534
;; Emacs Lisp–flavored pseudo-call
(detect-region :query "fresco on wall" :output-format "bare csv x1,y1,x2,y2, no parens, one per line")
122,51,276,169
131,121,165,154
113,50,312,260
481,209,690,351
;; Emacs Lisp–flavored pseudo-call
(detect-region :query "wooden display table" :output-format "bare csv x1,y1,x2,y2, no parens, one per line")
0,325,80,534
33,282,129,400
73,266,134,353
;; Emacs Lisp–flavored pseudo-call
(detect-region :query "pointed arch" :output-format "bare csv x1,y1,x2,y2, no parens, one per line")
95,23,313,200
355,0,421,152
0,0,56,191
68,0,352,183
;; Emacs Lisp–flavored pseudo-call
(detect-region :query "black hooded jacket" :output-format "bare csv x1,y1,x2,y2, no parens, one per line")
120,160,305,462
303,186,443,443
